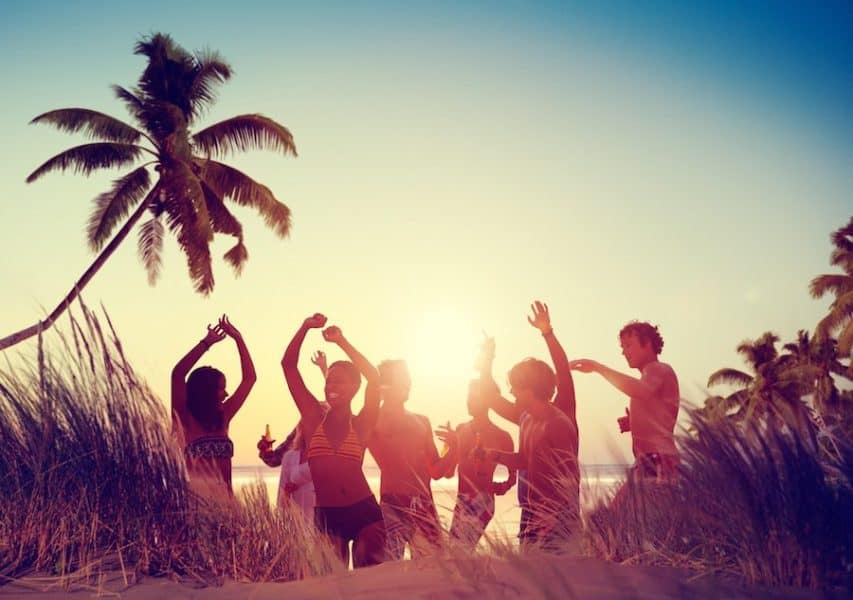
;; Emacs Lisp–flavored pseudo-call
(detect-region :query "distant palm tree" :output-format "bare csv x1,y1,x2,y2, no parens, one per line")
0,33,296,351
811,218,853,371
706,332,808,429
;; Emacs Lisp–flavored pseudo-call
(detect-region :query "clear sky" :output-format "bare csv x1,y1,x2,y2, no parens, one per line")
1,1,851,465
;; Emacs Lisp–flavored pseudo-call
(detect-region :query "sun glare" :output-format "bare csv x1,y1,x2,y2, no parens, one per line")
406,309,481,383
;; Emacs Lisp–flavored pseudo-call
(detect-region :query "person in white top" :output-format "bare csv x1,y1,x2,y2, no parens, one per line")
258,351,330,519
570,321,680,481
277,426,316,519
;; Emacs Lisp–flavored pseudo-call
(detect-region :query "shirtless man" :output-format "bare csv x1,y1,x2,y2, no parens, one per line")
436,337,516,550
482,301,579,551
570,321,679,480
368,359,458,560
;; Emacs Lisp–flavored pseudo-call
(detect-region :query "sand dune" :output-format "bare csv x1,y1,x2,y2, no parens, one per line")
1,555,825,599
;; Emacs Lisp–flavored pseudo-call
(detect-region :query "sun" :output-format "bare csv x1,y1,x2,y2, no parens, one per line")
406,308,481,384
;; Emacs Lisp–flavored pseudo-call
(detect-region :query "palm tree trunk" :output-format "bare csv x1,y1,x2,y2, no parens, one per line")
0,185,158,352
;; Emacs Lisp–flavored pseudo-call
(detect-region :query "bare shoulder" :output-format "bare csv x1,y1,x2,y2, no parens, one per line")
406,411,432,435
643,360,676,379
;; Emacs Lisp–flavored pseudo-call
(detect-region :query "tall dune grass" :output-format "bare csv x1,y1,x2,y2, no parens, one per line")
0,302,339,589
583,414,852,589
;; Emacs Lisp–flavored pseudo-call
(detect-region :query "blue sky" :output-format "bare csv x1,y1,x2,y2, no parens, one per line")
1,1,850,464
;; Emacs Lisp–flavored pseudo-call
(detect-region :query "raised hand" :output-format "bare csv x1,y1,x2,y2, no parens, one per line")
322,325,345,344
474,333,496,371
617,407,631,433
303,313,327,329
218,314,242,339
527,300,552,334
257,435,275,452
569,359,601,373
202,322,226,347
434,422,458,449
311,350,328,372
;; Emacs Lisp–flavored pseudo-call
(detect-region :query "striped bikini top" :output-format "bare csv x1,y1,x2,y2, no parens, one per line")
307,417,365,463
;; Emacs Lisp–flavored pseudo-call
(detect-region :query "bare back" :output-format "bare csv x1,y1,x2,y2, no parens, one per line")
369,410,437,497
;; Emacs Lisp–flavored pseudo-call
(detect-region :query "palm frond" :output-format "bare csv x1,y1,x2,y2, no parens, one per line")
809,274,853,300
836,320,853,357
223,241,249,276
162,190,214,295
192,114,297,158
724,389,750,411
201,181,249,275
708,368,753,389
112,85,145,121
26,143,144,183
87,166,151,250
736,332,779,368
30,109,144,144
161,162,212,241
829,248,853,275
137,216,165,285
198,160,291,237
187,50,232,116
815,291,853,339
135,33,197,119
829,217,853,252
201,182,242,238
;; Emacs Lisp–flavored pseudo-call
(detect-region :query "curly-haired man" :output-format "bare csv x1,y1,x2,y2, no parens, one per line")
570,321,679,480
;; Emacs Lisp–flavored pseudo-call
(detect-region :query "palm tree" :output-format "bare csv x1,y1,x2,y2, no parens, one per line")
0,33,296,352
811,218,853,371
706,332,808,430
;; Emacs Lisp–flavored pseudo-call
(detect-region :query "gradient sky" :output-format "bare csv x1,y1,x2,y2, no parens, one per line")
1,1,851,465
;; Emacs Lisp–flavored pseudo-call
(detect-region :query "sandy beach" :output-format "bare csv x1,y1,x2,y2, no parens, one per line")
1,555,832,600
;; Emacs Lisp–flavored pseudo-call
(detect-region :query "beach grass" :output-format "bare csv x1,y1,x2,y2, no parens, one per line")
0,302,340,590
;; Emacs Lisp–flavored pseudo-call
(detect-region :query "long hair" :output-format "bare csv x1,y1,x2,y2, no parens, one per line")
186,366,225,431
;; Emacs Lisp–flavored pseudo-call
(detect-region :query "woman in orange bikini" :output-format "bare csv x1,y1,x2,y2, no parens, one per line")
281,313,385,567
172,315,256,497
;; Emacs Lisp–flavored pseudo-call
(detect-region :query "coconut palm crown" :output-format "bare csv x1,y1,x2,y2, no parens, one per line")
810,218,853,365
26,33,296,294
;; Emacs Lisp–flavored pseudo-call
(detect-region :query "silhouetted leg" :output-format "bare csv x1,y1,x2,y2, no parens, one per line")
353,520,386,567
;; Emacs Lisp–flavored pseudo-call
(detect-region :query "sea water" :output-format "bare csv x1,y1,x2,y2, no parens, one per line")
233,464,627,539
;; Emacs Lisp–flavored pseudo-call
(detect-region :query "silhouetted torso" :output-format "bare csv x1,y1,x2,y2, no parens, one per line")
629,361,679,458
369,408,436,497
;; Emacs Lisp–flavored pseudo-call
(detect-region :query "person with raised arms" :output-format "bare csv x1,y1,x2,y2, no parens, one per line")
481,301,579,550
281,314,385,568
171,315,256,498
435,336,517,550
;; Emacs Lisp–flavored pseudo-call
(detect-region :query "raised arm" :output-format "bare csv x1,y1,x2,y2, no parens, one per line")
322,326,381,430
282,314,326,424
569,359,658,402
218,315,257,423
171,323,225,429
528,301,576,418
475,335,521,424
481,375,521,425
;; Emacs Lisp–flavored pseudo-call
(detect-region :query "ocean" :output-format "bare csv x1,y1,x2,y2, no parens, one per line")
233,464,627,538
